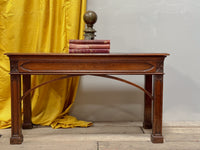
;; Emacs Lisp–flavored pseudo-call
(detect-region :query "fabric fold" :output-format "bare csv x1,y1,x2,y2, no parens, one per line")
0,0,92,129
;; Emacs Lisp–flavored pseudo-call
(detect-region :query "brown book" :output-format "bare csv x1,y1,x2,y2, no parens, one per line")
69,49,110,53
69,44,110,49
69,40,110,44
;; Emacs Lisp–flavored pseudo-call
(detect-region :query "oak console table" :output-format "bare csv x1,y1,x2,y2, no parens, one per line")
5,53,169,144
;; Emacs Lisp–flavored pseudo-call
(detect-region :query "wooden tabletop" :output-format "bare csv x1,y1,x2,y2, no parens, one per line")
5,53,169,57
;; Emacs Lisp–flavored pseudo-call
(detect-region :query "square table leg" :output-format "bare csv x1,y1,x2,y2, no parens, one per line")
10,74,23,144
22,75,33,129
151,74,164,143
143,75,152,129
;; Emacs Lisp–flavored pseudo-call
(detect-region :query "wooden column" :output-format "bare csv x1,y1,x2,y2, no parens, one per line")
10,74,23,144
143,75,152,129
151,74,164,143
22,75,33,129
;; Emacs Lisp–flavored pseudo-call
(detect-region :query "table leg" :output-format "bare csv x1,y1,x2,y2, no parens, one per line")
151,74,164,143
22,75,33,129
143,75,152,129
10,74,23,144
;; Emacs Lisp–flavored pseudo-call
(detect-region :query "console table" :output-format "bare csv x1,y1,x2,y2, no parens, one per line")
5,53,169,144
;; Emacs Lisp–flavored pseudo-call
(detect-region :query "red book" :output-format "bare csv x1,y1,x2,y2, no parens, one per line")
69,49,110,53
69,44,110,49
69,40,110,44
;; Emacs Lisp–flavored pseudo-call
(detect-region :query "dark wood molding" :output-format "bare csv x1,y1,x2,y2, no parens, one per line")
10,60,19,73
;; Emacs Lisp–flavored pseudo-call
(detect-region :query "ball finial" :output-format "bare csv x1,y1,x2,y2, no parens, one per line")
84,11,97,27
83,11,98,40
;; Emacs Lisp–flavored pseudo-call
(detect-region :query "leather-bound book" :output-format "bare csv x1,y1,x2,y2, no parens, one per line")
69,44,110,49
69,40,110,44
69,49,110,53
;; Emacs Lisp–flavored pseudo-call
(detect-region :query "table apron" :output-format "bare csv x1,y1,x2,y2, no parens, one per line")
10,60,164,74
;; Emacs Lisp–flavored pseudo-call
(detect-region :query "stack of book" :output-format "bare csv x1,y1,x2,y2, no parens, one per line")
69,40,110,53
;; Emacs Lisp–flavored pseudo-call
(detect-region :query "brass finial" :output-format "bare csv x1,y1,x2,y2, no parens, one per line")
83,11,97,40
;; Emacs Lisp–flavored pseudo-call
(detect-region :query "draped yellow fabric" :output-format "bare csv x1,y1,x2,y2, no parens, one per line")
0,0,92,129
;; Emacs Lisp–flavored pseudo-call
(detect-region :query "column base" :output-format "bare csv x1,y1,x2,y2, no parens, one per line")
151,134,164,143
10,135,23,144
22,123,33,129
143,122,152,129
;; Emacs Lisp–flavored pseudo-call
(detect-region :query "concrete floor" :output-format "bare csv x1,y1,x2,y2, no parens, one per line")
0,122,200,150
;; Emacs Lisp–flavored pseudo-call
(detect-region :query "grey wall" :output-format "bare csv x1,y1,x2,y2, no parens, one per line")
70,0,200,121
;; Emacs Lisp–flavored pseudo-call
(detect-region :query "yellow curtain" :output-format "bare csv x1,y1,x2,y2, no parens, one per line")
0,0,92,129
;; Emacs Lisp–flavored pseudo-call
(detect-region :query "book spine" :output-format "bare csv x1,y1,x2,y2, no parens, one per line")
69,49,110,53
69,44,110,49
69,40,110,44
